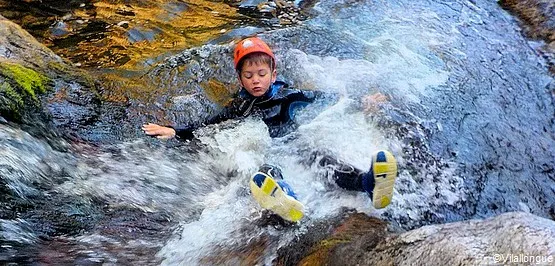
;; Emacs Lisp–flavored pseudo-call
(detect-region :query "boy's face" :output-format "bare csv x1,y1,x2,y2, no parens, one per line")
238,61,276,97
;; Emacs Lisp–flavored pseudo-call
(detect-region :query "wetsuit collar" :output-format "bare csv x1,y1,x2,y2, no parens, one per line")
239,81,287,101
237,81,288,117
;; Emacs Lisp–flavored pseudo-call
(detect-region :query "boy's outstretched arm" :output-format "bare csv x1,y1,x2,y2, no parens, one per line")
142,98,242,140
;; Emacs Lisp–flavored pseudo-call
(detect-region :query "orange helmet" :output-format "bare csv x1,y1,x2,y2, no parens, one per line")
233,37,276,70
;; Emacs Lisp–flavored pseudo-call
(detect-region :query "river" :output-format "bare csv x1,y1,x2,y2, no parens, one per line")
1,0,553,264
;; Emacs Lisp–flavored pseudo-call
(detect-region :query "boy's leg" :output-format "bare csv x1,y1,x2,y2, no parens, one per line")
257,164,284,181
317,155,365,192
256,164,298,199
316,150,398,209
250,164,303,222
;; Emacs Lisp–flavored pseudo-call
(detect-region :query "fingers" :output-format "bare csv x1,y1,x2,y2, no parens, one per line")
142,123,159,131
142,123,176,139
142,123,160,135
142,123,166,136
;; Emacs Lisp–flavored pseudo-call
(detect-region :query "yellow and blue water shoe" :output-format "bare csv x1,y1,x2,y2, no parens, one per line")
250,172,304,222
365,150,398,209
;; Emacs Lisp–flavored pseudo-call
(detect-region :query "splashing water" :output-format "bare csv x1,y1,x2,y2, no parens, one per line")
153,94,463,265
157,100,404,264
281,47,448,103
1,219,37,245
154,1,481,263
57,0,469,263
2,0,552,264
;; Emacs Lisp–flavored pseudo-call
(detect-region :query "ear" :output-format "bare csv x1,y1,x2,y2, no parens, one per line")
271,69,277,83
237,73,244,87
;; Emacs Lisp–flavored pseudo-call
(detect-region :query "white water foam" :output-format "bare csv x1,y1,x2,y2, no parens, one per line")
157,97,405,263
283,48,448,103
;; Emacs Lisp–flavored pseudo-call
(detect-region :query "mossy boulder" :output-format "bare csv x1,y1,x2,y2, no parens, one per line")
0,14,113,143
0,62,50,121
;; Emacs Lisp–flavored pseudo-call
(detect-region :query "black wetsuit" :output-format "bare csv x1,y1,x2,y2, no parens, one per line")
172,81,373,193
173,81,322,139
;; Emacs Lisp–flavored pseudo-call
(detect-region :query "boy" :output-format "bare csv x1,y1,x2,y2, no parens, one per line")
143,37,398,221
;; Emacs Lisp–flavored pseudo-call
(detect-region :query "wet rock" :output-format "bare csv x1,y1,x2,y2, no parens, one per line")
239,0,269,9
36,208,173,265
499,0,555,73
276,212,388,265
233,0,310,28
200,235,271,265
116,21,130,28
258,4,277,14
0,63,50,122
284,212,555,265
143,44,237,127
499,0,554,44
0,0,246,69
207,26,265,44
0,15,65,70
0,14,131,144
49,21,72,37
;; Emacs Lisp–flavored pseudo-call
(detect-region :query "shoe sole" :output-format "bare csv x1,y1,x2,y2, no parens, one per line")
250,172,304,222
371,150,398,209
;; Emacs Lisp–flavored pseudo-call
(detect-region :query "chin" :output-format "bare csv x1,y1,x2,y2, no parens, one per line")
249,90,267,97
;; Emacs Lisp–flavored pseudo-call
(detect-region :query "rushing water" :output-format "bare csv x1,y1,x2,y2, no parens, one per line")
1,0,554,264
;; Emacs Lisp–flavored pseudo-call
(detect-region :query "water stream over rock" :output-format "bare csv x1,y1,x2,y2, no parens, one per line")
1,0,554,264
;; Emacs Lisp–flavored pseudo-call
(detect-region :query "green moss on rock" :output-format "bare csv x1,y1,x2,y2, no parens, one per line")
0,81,23,106
0,62,51,121
0,62,49,98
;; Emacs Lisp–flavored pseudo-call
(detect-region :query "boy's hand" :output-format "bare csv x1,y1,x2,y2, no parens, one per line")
362,92,388,114
142,123,176,139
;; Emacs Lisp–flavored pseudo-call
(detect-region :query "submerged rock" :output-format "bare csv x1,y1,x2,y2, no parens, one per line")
0,0,246,70
239,0,270,9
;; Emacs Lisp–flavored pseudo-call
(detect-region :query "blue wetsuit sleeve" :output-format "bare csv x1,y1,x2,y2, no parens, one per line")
295,89,339,103
287,89,338,115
